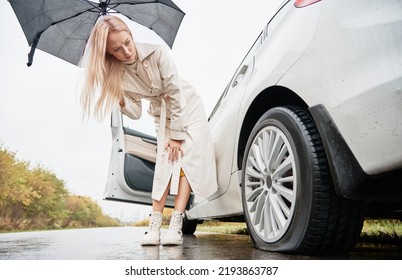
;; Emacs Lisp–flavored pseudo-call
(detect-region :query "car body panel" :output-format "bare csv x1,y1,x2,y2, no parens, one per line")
278,0,402,174
185,170,243,220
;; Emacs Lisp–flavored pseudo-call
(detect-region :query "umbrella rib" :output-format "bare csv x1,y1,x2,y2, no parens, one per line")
83,0,100,10
33,7,102,41
27,6,102,66
115,1,185,38
116,1,185,13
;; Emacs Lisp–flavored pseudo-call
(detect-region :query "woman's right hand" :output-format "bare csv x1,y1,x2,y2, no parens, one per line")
165,139,183,163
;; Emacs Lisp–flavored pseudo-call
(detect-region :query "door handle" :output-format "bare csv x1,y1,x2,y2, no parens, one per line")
232,65,248,87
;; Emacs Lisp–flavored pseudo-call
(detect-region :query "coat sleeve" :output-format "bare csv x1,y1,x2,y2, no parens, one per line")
120,94,142,120
155,46,187,140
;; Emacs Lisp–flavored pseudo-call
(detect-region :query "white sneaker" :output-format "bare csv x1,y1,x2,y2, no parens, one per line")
162,211,184,246
141,211,162,246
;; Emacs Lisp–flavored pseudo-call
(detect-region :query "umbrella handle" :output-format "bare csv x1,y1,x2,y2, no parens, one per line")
27,35,40,67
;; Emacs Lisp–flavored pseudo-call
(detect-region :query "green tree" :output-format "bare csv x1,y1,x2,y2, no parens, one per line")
24,166,69,228
0,147,39,208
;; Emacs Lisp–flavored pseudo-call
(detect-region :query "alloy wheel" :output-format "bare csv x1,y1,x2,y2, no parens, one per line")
244,125,297,243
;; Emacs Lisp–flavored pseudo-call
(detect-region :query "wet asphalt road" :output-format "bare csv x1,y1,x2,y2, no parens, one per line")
0,227,401,260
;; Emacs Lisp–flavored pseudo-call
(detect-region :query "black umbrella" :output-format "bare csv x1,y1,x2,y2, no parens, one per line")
8,0,185,66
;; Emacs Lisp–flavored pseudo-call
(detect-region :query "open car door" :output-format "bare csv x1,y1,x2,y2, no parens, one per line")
103,106,175,207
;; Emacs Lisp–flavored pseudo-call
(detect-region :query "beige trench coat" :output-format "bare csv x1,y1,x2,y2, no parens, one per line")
120,42,218,201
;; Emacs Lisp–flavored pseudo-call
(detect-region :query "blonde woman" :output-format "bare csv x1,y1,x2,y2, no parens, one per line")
81,15,218,246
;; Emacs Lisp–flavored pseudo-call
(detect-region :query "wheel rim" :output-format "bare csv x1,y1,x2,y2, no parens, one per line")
244,125,297,243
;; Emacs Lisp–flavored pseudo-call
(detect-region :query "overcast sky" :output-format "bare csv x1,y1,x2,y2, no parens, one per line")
0,0,282,221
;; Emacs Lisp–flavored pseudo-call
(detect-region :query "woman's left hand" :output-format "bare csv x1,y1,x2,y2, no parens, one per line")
165,139,183,163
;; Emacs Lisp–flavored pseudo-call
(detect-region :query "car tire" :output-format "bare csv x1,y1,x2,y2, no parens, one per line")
182,214,198,235
241,106,364,255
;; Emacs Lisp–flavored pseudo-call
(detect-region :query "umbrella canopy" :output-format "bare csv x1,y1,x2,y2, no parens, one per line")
8,0,185,66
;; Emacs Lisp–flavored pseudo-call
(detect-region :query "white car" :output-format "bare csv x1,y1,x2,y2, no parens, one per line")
104,0,402,255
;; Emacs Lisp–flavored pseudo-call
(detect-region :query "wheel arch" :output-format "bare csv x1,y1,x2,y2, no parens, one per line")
237,86,308,169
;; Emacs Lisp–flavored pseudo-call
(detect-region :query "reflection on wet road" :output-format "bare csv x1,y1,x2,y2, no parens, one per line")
0,227,400,260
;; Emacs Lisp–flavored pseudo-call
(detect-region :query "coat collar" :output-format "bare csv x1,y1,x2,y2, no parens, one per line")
123,42,159,93
135,42,158,62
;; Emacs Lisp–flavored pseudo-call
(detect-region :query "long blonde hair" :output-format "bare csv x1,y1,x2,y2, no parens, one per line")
81,16,131,120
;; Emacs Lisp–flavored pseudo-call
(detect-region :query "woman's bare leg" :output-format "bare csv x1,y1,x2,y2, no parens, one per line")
152,175,191,213
152,184,170,213
174,175,191,212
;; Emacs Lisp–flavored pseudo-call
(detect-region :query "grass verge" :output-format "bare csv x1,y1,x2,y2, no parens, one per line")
359,219,402,244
